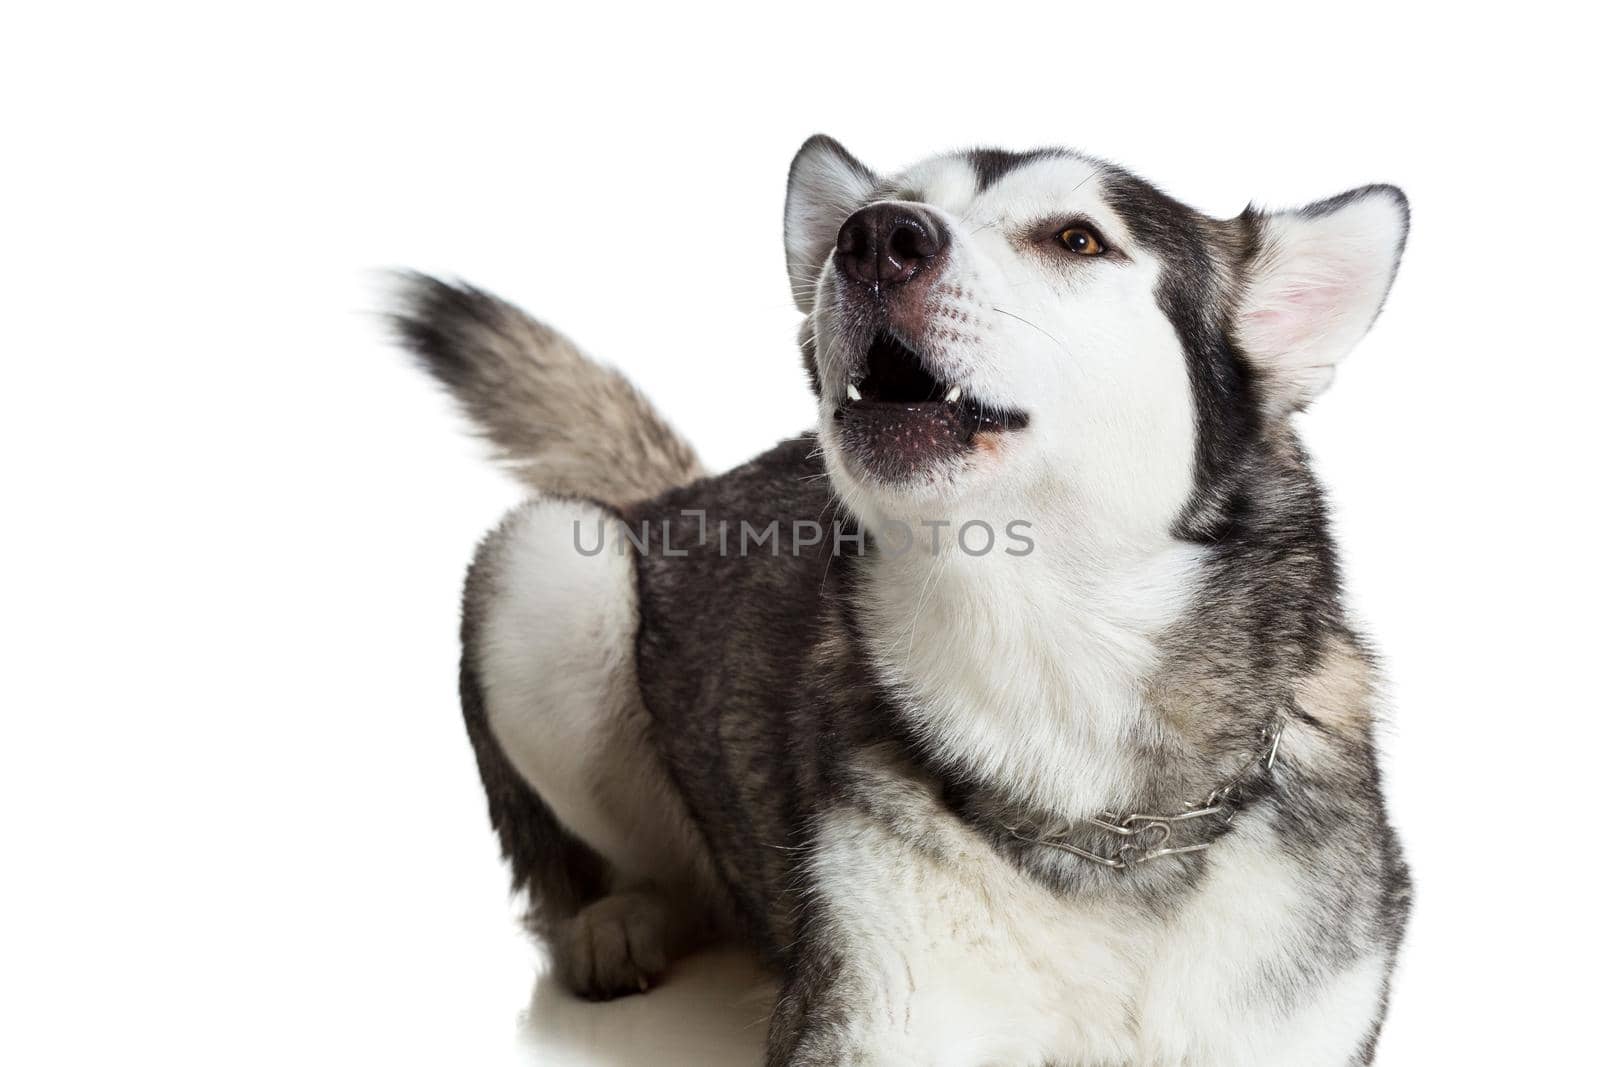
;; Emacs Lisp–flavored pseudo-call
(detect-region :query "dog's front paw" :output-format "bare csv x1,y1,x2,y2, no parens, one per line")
552,891,670,1000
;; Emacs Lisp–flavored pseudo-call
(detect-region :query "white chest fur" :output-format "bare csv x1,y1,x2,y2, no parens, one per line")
808,793,1385,1067
857,539,1206,821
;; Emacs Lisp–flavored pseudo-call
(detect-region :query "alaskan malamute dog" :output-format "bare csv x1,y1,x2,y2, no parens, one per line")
392,136,1411,1066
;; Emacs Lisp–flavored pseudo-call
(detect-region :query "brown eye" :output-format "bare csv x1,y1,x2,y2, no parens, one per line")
1059,227,1105,255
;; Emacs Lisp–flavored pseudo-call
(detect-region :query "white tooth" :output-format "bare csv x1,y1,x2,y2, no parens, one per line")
945,386,962,403
847,384,862,402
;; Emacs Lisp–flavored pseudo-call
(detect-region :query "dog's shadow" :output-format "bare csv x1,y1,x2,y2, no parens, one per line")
520,948,775,1066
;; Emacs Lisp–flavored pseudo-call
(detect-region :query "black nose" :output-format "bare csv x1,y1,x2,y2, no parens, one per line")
836,204,946,286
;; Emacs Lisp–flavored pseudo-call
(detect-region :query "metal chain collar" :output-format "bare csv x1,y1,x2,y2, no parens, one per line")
1005,714,1286,870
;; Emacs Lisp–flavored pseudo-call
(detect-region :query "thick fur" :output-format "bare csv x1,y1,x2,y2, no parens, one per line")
393,141,1411,1064
392,273,704,508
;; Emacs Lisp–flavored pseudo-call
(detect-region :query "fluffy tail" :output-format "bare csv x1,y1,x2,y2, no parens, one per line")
390,273,704,508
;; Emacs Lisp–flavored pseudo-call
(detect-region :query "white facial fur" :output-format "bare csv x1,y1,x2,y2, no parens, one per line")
784,140,1407,820
786,142,1407,538
788,147,1209,818
803,151,1200,551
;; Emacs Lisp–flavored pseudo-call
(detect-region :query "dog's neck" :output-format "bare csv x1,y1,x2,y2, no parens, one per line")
855,512,1206,821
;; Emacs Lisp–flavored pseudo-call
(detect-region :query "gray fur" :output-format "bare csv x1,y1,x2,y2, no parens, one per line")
621,437,1408,1065
392,144,1410,1065
390,272,704,508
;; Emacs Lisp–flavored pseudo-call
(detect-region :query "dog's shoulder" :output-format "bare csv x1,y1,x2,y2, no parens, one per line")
623,433,852,697
618,434,870,955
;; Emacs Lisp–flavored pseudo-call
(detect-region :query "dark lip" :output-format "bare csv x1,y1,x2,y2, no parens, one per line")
830,331,1028,482
834,398,1029,435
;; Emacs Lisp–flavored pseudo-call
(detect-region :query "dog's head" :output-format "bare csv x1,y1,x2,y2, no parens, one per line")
785,136,1407,543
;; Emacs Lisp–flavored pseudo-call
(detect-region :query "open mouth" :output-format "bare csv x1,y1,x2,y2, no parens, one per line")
834,333,1028,482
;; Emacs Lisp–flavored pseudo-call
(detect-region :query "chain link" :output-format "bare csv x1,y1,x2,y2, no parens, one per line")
1005,714,1286,870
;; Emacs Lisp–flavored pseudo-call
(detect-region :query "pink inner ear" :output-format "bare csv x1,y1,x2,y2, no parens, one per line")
1242,194,1401,406
1245,273,1353,355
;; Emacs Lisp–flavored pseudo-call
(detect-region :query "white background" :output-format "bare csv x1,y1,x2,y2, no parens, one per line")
4,4,1595,1064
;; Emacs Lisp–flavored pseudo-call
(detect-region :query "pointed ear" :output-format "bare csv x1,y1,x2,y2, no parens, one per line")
784,135,878,312
1235,185,1409,414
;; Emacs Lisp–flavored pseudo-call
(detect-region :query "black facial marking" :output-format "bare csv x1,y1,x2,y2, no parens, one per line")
1098,168,1262,541
965,147,1067,193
